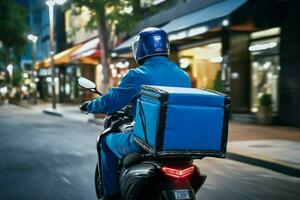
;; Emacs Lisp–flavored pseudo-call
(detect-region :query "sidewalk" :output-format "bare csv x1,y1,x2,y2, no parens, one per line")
227,122,300,177
16,101,96,123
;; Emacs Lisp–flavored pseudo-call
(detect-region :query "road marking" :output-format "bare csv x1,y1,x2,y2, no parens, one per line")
62,177,71,184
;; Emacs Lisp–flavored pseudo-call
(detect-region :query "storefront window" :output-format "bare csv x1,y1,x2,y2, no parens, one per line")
250,37,280,113
178,42,222,90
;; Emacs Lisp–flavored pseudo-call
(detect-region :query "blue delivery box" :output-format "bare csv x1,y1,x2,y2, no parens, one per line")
133,85,230,159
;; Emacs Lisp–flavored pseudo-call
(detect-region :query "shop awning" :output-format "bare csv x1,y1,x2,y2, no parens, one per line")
113,0,247,54
77,57,99,65
71,37,101,61
34,44,82,70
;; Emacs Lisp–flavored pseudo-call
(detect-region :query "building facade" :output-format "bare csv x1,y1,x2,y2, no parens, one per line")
114,0,300,127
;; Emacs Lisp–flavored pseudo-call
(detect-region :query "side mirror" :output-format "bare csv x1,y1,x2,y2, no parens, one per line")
77,77,102,95
78,77,96,89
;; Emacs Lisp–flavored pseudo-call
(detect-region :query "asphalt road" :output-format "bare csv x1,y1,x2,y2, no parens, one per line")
0,104,299,200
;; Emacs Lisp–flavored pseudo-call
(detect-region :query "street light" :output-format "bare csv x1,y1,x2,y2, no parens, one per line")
54,0,67,5
7,64,13,76
27,34,39,104
6,64,13,99
27,34,38,68
45,0,67,110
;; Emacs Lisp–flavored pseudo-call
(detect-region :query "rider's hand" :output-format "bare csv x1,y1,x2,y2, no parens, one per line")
80,101,90,112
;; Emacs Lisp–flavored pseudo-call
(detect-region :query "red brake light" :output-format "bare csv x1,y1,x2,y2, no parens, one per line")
161,166,195,179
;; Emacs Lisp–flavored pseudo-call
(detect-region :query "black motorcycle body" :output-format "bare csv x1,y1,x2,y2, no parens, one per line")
95,107,206,200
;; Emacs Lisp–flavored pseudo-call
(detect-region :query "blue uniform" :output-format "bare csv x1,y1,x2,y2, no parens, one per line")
87,56,191,195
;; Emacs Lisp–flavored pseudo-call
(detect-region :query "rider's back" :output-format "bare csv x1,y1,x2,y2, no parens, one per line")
127,56,191,116
136,56,191,88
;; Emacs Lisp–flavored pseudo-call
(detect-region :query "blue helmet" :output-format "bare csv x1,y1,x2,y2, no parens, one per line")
132,27,170,65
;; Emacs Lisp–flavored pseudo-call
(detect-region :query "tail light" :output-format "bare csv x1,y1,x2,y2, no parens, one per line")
161,165,195,179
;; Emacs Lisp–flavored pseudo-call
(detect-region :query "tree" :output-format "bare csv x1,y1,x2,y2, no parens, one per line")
69,0,141,91
0,1,28,66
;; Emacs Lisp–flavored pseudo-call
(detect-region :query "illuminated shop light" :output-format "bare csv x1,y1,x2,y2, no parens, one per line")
21,85,28,92
54,77,59,83
251,28,280,39
109,64,115,69
207,43,221,49
116,62,128,69
30,83,35,88
111,69,118,78
124,6,133,14
116,62,123,68
169,31,187,41
124,61,129,67
111,52,118,57
23,73,29,79
277,66,281,70
46,77,52,83
97,64,103,70
252,62,259,68
152,0,166,6
0,87,8,94
251,107,258,113
179,58,190,69
222,19,230,27
249,42,277,51
24,79,31,85
7,64,13,74
263,61,272,70
231,72,239,80
65,84,71,95
187,26,208,37
210,56,223,63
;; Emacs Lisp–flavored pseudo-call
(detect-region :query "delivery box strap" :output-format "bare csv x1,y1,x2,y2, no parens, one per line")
138,100,149,145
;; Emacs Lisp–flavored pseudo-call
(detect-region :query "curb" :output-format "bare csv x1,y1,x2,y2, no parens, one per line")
42,109,63,117
227,152,300,178
9,102,31,109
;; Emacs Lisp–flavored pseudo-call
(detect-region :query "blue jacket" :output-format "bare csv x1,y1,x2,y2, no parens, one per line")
86,56,191,117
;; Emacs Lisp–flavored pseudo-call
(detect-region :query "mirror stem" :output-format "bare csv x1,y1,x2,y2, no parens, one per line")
92,89,102,96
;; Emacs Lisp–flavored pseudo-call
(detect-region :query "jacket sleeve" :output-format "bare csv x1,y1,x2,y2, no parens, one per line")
86,70,143,114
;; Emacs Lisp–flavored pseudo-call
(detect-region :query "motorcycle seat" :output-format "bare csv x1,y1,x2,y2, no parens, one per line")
122,152,193,169
122,152,144,168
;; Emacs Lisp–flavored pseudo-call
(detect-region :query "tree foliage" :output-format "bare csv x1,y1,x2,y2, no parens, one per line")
70,0,141,41
12,66,23,87
69,0,141,90
0,1,28,66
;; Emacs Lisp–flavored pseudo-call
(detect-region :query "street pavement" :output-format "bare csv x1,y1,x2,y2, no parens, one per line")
0,104,300,200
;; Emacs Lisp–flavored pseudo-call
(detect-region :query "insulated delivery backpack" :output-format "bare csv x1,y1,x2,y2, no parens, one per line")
133,85,230,159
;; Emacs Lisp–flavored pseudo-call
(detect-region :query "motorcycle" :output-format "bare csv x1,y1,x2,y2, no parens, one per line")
77,77,207,200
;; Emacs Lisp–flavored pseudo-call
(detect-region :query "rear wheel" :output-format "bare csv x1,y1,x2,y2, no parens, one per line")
95,162,104,199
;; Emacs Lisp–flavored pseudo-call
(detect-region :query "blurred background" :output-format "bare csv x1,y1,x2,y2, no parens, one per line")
0,0,299,199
